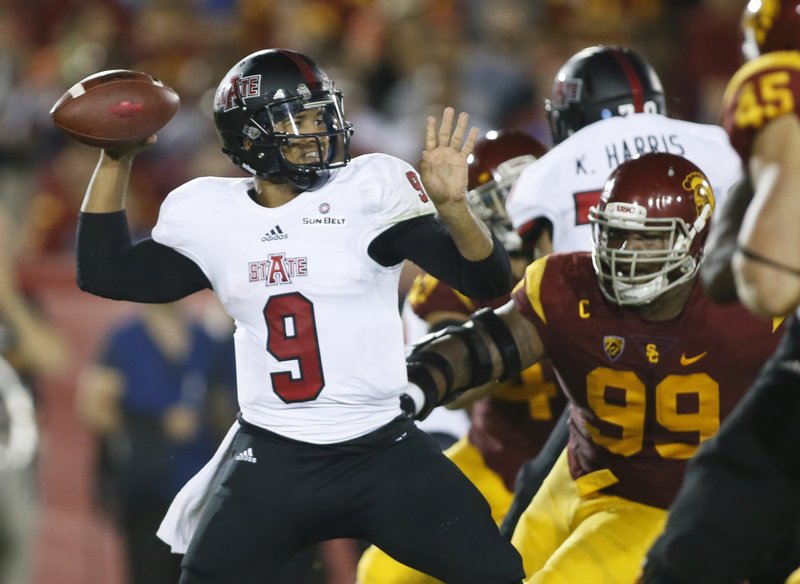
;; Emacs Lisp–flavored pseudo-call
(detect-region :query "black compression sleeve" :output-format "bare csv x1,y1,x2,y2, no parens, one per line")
76,211,211,302
368,215,513,299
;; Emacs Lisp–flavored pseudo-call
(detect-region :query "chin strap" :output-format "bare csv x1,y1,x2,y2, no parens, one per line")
288,169,331,191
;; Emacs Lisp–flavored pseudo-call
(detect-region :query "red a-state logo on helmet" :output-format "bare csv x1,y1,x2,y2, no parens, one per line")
216,74,261,112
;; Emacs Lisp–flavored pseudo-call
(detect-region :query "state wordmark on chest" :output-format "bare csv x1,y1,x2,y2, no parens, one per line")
248,253,308,285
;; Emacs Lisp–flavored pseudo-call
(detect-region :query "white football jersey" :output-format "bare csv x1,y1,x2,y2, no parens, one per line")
506,113,743,253
152,153,435,444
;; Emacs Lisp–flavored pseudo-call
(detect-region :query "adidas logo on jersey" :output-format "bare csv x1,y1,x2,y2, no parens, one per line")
261,226,288,242
234,447,257,463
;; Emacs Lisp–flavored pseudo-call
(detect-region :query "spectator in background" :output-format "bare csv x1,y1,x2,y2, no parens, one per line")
666,0,742,123
0,354,39,584
0,204,69,383
0,201,68,584
76,300,235,584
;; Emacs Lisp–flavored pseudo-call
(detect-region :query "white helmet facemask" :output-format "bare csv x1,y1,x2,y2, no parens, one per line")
466,154,536,253
589,200,711,306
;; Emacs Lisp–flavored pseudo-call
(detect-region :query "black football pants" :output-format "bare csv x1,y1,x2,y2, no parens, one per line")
179,416,524,584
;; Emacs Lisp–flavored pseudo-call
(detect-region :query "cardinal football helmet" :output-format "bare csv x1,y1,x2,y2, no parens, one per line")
546,45,666,145
589,152,715,306
741,0,800,60
213,48,353,190
466,130,548,253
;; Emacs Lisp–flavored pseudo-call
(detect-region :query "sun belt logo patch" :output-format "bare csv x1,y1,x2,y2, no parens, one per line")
603,335,625,361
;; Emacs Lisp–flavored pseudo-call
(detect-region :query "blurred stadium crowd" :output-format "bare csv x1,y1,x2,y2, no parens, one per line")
1,0,741,254
0,0,748,583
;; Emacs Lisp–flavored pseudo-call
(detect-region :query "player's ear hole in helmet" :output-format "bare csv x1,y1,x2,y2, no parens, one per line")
466,130,548,255
213,48,354,191
545,45,667,145
588,152,715,306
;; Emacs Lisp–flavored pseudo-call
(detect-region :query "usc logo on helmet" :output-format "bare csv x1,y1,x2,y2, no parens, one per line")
747,0,780,48
682,171,715,217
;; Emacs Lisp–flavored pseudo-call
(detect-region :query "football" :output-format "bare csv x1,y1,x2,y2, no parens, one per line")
50,69,180,149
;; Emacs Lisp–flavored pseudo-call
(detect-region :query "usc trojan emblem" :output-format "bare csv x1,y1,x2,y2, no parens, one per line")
682,171,715,217
747,0,780,48
603,335,625,361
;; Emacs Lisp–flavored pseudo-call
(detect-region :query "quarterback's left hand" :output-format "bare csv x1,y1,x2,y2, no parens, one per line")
419,107,478,211
399,381,434,421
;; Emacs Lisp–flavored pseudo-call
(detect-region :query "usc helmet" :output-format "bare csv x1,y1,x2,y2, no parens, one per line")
546,45,666,145
741,0,800,60
213,49,353,190
466,130,548,253
588,152,715,306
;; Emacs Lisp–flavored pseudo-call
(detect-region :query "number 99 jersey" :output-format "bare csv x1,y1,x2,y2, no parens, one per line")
722,51,800,163
511,253,783,508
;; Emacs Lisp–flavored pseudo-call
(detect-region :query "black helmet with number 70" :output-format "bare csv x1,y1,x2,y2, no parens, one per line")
589,152,715,306
546,45,666,145
213,49,353,191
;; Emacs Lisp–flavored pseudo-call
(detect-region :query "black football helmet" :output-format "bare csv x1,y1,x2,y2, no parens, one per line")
589,152,715,306
545,45,666,145
741,0,800,60
466,130,547,253
213,48,353,191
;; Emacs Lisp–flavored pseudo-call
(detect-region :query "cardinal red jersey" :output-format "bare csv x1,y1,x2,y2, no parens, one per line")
722,51,800,164
512,253,783,508
408,273,567,490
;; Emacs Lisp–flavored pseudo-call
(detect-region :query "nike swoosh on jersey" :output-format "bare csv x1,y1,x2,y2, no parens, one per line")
680,351,708,366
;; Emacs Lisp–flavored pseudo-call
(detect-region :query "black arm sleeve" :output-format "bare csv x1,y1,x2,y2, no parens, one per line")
368,215,513,300
76,211,211,303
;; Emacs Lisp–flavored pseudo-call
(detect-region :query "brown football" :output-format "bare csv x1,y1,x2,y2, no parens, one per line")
50,69,180,148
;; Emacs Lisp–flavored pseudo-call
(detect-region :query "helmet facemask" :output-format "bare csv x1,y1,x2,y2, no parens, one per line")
467,153,536,253
238,84,352,190
589,200,712,306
